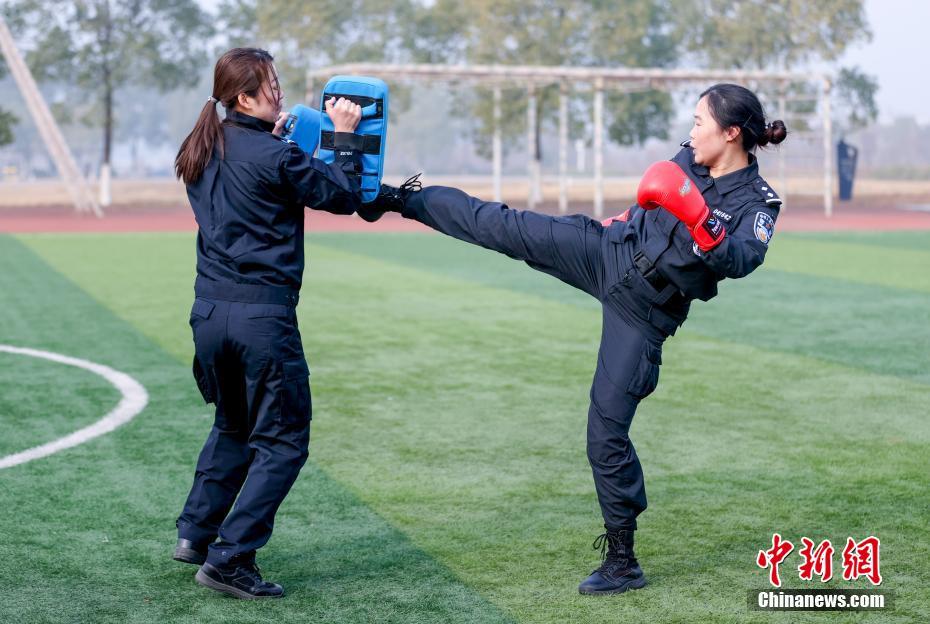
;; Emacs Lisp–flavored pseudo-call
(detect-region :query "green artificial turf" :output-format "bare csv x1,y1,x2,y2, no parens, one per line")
0,229,926,623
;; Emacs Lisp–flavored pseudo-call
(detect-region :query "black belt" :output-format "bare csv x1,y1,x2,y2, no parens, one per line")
195,276,299,306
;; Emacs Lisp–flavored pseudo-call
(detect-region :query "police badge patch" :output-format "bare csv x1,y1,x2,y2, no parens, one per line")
754,211,775,244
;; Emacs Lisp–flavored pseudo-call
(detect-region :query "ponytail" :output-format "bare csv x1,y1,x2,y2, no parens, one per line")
174,47,277,185
175,99,224,184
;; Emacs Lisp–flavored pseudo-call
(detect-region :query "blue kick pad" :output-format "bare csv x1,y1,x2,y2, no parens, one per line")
281,104,321,155
319,75,389,202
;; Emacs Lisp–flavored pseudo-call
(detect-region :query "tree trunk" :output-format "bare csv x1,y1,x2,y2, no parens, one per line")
99,0,113,207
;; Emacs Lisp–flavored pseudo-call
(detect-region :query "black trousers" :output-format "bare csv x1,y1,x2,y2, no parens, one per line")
403,187,683,530
177,294,311,565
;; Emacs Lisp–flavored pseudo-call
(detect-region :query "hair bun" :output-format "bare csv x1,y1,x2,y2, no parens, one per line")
759,119,788,146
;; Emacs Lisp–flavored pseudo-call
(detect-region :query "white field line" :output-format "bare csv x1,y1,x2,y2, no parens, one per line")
0,345,149,470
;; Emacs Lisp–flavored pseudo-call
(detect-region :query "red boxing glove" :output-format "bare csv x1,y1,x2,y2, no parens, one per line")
600,209,630,226
636,161,725,251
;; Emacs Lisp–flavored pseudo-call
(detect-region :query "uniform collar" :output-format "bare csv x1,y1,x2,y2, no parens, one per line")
681,141,759,195
225,109,276,133
712,152,759,194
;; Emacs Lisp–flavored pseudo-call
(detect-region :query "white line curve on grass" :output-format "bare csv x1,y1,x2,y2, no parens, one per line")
0,345,148,470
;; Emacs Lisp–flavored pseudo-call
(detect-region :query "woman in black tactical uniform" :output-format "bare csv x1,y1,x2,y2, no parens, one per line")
172,47,363,599
368,83,787,595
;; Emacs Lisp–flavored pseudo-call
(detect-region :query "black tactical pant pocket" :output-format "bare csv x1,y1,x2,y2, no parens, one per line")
277,357,312,425
192,355,216,404
626,342,662,400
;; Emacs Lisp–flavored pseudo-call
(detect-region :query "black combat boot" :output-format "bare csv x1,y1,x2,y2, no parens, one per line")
577,529,647,595
173,538,208,565
356,173,422,222
195,556,284,600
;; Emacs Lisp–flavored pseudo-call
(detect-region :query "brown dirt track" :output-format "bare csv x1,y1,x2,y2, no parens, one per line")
1,179,929,233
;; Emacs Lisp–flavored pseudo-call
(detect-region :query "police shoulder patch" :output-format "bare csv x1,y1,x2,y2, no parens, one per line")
755,177,782,207
754,211,775,245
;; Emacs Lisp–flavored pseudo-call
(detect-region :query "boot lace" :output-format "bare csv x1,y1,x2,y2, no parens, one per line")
591,531,636,576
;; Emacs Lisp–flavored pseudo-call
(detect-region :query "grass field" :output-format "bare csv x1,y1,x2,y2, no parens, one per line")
0,228,927,623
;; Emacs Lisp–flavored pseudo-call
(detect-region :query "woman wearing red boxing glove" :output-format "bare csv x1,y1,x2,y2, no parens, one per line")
368,83,787,595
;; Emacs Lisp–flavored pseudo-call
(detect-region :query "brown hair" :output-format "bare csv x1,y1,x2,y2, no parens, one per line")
175,48,279,184
699,83,788,151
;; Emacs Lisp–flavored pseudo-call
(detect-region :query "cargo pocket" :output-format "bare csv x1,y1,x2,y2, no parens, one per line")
190,298,215,320
190,298,217,404
192,355,216,404
246,304,299,360
626,342,662,400
278,357,312,425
